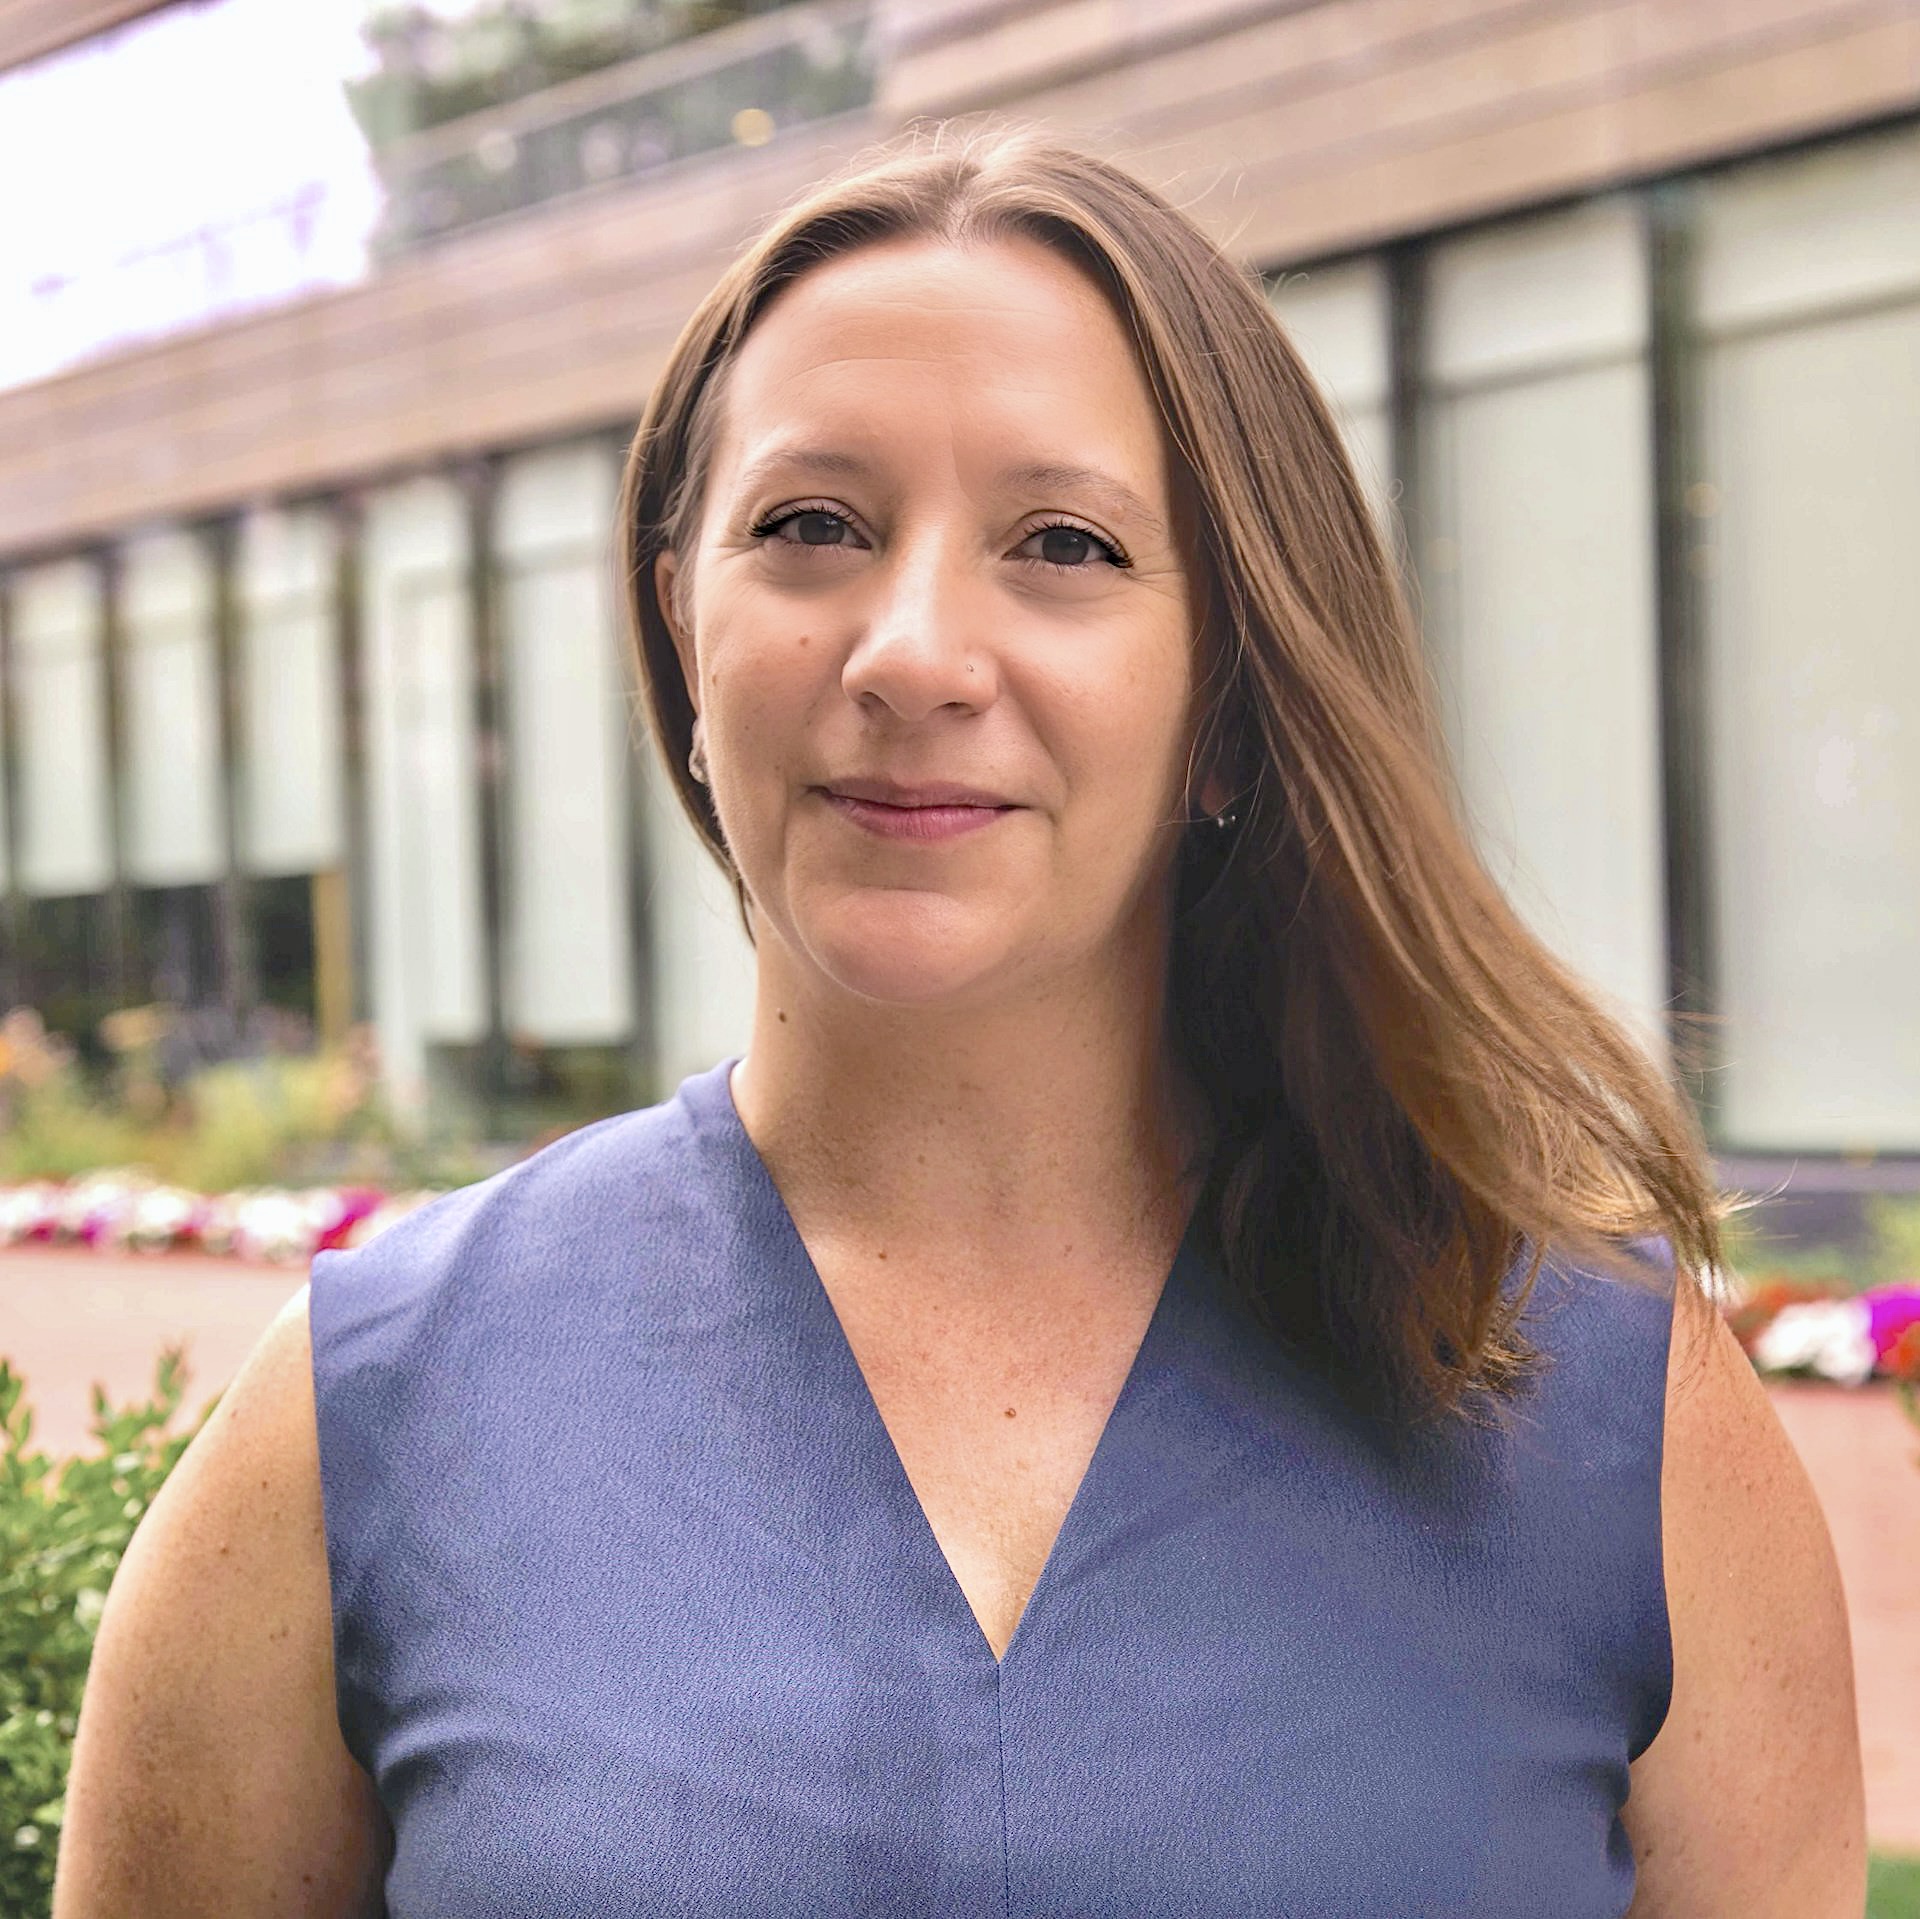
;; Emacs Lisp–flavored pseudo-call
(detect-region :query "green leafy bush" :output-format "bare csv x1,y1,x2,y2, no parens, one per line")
1871,1854,1920,1918
1866,1195,1920,1285
350,0,801,146
0,1005,400,1192
0,1351,219,1916
1720,1193,1920,1294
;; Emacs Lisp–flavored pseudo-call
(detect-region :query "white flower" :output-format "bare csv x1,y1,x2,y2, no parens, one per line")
234,1189,320,1264
1750,1298,1877,1386
0,1184,56,1243
127,1185,198,1251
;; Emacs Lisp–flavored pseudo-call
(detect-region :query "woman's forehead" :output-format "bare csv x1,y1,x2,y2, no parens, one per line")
711,235,1172,504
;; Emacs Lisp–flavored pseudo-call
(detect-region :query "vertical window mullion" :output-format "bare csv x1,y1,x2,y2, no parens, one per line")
1646,179,1720,1133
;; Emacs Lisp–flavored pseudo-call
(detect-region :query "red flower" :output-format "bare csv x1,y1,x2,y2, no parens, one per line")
1887,1322,1920,1384
1724,1277,1845,1355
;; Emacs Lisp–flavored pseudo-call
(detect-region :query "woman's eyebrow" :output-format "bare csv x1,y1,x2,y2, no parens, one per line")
732,445,1167,542
732,445,877,498
999,462,1167,542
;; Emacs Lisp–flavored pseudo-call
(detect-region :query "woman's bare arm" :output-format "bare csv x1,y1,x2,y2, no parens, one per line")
52,1283,391,1917
1623,1280,1867,1915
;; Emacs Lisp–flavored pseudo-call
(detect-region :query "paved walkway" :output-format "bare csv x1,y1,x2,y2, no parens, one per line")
4,1248,1917,1847
0,1246,304,1454
1770,1381,1920,1853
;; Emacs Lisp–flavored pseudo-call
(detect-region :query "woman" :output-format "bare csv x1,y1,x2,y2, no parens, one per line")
55,127,1863,1916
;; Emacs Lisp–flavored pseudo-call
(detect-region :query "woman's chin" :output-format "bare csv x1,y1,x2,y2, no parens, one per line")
793,891,1029,1008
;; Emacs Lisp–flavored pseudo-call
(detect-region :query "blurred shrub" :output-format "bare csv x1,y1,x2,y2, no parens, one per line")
352,0,800,145
1715,1209,1854,1290
1866,1196,1920,1286
0,1348,217,1916
1720,1193,1920,1294
156,1052,386,1194
0,1006,397,1192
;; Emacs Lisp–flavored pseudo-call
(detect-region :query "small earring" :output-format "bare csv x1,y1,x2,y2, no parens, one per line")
1186,787,1237,830
688,718,709,785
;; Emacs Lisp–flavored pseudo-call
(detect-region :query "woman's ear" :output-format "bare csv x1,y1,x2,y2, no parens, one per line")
654,550,698,707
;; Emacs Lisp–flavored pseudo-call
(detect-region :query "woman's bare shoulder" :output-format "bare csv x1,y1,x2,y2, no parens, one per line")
52,1284,391,1918
1621,1280,1866,1917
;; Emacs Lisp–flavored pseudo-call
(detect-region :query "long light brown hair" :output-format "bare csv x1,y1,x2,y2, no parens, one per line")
616,122,1726,1426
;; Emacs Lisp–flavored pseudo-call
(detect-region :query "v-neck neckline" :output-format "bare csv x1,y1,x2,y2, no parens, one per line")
690,1056,1206,1675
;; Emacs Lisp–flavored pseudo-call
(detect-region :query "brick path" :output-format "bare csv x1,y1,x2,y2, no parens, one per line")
3,1248,1917,1847
0,1246,303,1455
1769,1381,1920,1854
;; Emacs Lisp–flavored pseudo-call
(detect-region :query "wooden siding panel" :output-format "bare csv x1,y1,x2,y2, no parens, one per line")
879,0,1283,104
1126,6,1624,195
1616,9,1920,168
1216,5,1920,262
897,0,1547,131
0,0,171,72
1004,0,1915,259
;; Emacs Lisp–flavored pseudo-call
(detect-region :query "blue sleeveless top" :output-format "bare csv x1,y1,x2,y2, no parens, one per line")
309,1057,1676,1917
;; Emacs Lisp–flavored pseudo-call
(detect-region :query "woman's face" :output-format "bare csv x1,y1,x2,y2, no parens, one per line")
659,233,1204,1012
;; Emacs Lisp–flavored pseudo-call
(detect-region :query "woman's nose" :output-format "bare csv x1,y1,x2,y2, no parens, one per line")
840,539,998,723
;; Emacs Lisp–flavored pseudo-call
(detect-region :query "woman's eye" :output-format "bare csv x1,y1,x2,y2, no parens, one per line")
1018,523,1127,570
755,508,856,548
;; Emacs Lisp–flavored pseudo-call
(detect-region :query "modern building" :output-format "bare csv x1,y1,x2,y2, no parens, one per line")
0,0,1916,1211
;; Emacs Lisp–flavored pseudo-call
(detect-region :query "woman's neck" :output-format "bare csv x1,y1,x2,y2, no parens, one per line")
729,940,1210,1274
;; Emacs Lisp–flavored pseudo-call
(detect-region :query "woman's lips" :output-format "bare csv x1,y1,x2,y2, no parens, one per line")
819,790,1016,841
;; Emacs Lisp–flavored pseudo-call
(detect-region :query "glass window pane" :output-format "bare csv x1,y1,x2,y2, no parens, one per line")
11,559,112,897
1694,129,1920,1149
1267,256,1392,527
495,441,633,1045
1419,199,1668,1054
238,506,346,876
639,740,756,1095
119,530,225,886
362,476,487,1108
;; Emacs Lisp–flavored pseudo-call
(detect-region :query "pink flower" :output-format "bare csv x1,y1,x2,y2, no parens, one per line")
1862,1285,1920,1366
315,1187,384,1254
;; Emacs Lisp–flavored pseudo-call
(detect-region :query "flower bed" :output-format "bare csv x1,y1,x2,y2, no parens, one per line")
0,1172,444,1266
1728,1277,1920,1388
7,1173,1919,1398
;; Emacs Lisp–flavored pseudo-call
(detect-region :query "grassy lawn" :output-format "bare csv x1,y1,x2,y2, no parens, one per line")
1872,1855,1920,1918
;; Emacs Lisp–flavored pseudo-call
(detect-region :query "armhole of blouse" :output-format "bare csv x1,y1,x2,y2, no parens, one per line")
306,1243,381,1781
1628,1239,1687,1764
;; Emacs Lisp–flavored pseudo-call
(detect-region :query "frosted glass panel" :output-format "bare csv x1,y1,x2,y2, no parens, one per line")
1697,298,1920,1149
640,743,755,1092
1421,369,1666,1044
1424,198,1647,383
1267,257,1392,526
362,478,487,1108
238,508,345,875
391,578,485,1039
495,443,633,1045
1694,123,1920,336
499,554,633,1042
11,560,112,897
119,531,224,886
1420,202,1667,1053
